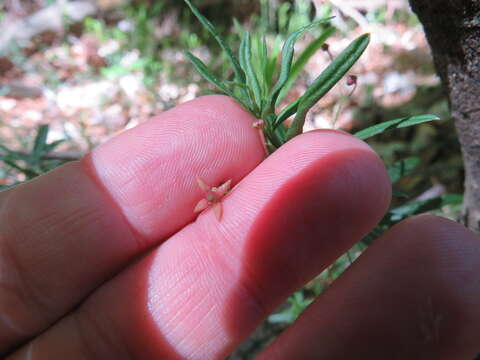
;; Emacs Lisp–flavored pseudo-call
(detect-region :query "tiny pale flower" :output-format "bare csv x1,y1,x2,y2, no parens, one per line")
194,177,232,220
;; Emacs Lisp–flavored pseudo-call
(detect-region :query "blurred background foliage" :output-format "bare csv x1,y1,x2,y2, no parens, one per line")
0,0,465,358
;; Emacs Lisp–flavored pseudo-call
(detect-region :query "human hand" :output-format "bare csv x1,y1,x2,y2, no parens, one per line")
1,96,479,359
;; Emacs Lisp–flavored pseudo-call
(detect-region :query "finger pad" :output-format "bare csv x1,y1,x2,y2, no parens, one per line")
88,95,264,241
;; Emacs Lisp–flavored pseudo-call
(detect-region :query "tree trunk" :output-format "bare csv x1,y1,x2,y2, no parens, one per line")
408,0,480,233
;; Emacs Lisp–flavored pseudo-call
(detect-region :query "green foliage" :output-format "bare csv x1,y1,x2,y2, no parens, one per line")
184,0,440,155
360,154,463,244
276,26,336,104
0,4,464,346
285,33,370,140
181,1,452,328
363,193,463,245
387,157,421,184
184,0,246,86
184,0,370,153
268,290,313,324
0,125,68,189
268,245,363,325
354,114,441,141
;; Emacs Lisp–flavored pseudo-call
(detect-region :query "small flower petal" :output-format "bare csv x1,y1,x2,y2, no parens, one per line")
215,179,232,197
196,176,210,193
212,202,223,221
194,198,209,213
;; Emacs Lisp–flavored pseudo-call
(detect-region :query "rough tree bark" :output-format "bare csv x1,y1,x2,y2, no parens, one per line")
408,0,480,233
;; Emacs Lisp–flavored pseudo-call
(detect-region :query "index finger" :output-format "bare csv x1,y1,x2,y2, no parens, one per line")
0,95,265,354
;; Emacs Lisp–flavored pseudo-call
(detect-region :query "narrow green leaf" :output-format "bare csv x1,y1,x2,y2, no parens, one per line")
274,120,287,143
388,194,462,223
274,97,301,127
354,114,440,141
239,33,247,76
45,139,65,152
362,224,387,245
202,89,221,96
185,51,232,96
0,144,28,161
30,124,49,166
263,113,283,148
387,157,421,184
265,36,282,89
242,31,263,111
276,26,336,105
237,35,256,111
183,0,245,83
268,18,333,111
0,143,10,154
224,80,249,89
261,36,269,72
440,193,463,206
397,114,441,128
2,158,39,179
354,117,406,140
286,33,370,140
224,81,256,110
258,35,269,94
389,197,443,222
33,124,49,151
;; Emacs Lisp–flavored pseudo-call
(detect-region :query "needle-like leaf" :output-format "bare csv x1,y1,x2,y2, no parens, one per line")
276,26,336,105
397,114,441,128
242,31,263,111
3,158,39,179
387,157,421,184
274,97,301,128
183,2,439,157
286,33,370,140
185,51,237,99
256,35,269,95
354,114,441,141
268,18,334,112
183,0,245,84
30,124,49,167
265,37,282,89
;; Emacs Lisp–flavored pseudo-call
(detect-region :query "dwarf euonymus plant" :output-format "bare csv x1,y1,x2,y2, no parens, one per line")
184,0,439,153
184,0,440,219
